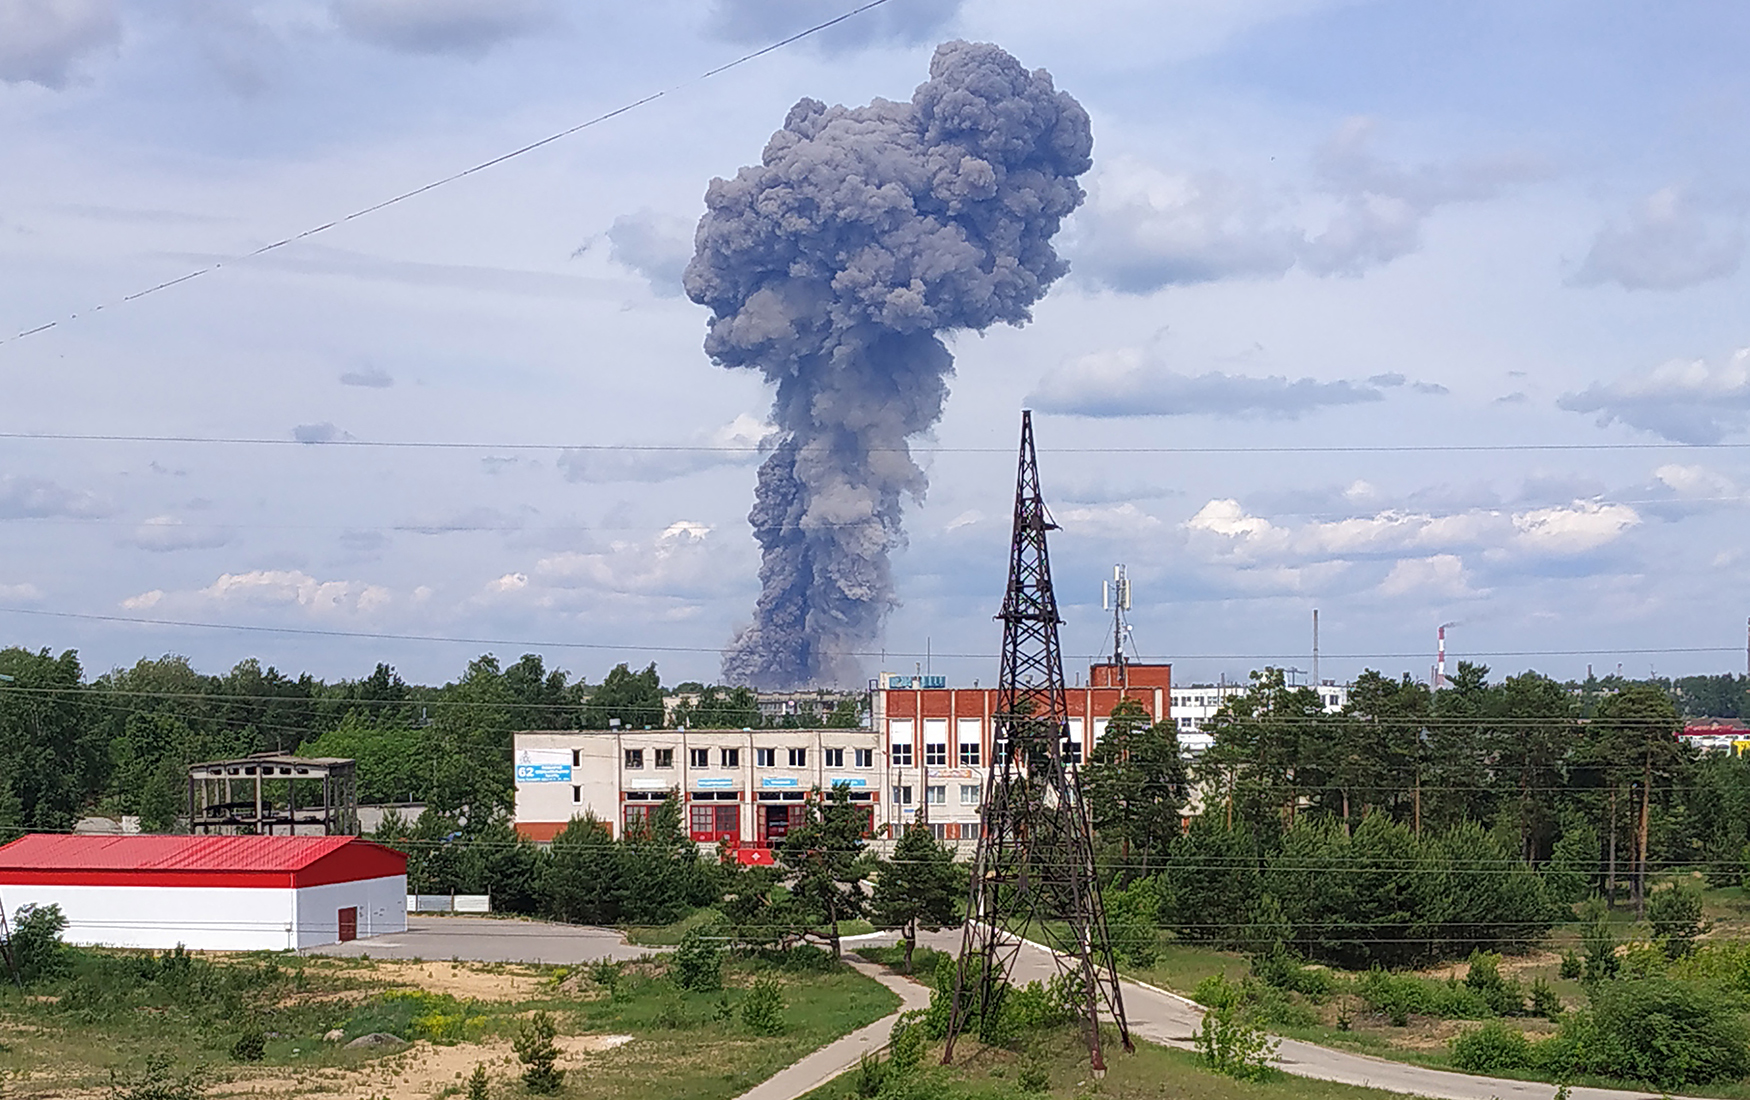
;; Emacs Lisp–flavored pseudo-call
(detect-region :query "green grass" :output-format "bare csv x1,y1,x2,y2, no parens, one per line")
855,944,951,977
0,943,901,1100
799,1026,1421,1100
622,908,727,945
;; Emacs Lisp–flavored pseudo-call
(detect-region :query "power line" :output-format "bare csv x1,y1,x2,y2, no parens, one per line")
0,0,896,348
4,430,1750,455
1,604,1744,662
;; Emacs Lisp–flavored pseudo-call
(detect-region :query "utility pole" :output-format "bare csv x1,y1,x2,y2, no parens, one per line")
944,411,1131,1074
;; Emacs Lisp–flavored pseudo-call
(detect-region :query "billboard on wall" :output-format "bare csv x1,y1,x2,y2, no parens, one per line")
515,748,571,783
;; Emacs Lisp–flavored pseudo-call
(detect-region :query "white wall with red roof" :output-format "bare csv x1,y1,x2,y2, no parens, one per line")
0,834,406,951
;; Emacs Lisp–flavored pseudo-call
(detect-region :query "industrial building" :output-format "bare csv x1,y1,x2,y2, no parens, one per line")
0,834,406,951
513,661,1174,852
1169,679,1352,752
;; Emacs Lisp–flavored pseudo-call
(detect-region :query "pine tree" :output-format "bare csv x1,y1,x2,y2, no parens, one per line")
871,824,960,971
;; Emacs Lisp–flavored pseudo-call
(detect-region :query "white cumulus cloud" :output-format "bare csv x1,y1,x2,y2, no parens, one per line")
1571,186,1744,291
1560,348,1750,444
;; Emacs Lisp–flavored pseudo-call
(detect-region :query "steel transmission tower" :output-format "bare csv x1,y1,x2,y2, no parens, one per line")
943,410,1132,1073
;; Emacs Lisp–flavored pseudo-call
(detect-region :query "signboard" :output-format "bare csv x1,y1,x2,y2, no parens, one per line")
761,777,800,789
884,674,946,689
515,748,571,783
695,776,735,789
829,777,867,788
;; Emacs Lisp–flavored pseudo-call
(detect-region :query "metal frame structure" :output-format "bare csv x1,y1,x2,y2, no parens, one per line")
944,410,1131,1073
187,753,359,836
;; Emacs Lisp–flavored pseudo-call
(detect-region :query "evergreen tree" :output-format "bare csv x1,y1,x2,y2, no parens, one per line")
776,785,871,957
1082,698,1187,873
872,824,960,971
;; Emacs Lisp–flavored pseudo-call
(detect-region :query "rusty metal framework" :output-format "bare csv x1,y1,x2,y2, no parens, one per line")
944,410,1131,1073
187,753,359,835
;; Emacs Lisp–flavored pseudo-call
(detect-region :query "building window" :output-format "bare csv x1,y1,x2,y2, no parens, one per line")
788,747,807,767
654,748,673,768
624,749,644,769
755,748,776,767
962,822,981,841
854,748,873,768
959,743,981,767
850,791,874,802
572,785,581,804
926,784,945,805
960,784,980,805
893,785,913,805
571,749,581,767
929,822,948,841
690,748,710,767
721,748,740,767
892,742,913,767
1062,740,1082,765
924,743,947,766
689,804,712,835
824,748,845,768
1180,717,1193,729
623,803,655,838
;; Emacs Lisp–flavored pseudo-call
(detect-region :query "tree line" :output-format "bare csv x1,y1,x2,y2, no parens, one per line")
0,646,859,833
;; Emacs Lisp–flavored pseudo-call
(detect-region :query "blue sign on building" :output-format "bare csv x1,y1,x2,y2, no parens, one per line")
761,777,800,789
696,776,734,789
829,777,868,788
516,764,571,783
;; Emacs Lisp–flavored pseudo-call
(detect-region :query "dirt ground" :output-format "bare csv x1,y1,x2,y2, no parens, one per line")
206,1035,635,1100
366,959,553,1002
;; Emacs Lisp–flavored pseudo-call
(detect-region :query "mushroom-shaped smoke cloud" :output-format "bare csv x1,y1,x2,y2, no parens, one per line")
685,40,1093,689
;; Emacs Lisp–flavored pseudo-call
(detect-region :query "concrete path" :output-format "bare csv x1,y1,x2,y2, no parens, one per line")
910,929,1702,1100
729,954,932,1100
309,915,658,964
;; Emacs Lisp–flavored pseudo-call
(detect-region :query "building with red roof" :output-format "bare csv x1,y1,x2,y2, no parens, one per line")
0,834,406,951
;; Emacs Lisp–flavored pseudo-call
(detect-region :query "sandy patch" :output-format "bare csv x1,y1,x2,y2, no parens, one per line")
371,960,549,1002
208,1035,636,1100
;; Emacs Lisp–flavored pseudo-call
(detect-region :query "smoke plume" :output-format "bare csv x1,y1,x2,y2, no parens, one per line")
685,40,1093,688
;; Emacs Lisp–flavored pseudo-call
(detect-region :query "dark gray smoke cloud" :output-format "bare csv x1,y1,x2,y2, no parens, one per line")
684,40,1093,689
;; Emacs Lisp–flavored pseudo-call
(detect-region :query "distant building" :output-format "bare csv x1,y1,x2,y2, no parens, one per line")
1680,722,1750,755
1169,678,1351,753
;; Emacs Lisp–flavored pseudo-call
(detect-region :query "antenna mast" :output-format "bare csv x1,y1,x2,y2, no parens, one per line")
944,411,1132,1074
1103,564,1132,693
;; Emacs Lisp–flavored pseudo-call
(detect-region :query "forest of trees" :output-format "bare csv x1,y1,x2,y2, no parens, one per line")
0,645,858,834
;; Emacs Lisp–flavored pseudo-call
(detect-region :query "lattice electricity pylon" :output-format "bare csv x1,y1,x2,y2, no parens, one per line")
943,410,1132,1074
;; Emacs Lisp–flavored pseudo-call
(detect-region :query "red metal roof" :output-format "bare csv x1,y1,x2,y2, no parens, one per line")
0,834,405,889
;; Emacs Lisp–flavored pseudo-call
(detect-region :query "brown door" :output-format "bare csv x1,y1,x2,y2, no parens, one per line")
337,906,358,942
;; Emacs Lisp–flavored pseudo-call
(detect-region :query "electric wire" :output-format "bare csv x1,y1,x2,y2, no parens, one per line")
0,0,898,348
1,605,1742,662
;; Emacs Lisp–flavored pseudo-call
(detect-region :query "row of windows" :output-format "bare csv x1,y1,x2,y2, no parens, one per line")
888,784,983,806
615,746,879,770
890,743,984,767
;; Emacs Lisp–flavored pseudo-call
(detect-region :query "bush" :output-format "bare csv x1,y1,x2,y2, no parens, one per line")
467,1064,490,1100
1543,978,1750,1089
230,1027,265,1063
888,1012,926,1074
1579,900,1617,981
109,1056,204,1100
1251,948,1337,999
1648,883,1708,959
853,1052,886,1098
1463,952,1525,1016
1191,973,1242,1011
741,977,786,1036
671,926,723,992
1449,1021,1533,1074
1195,997,1277,1081
1528,977,1562,1020
11,903,68,984
513,1011,564,1094
1239,978,1318,1028
1558,950,1582,980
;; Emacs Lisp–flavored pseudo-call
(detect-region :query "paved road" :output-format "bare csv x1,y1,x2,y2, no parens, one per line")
309,916,658,964
910,929,1702,1100
731,955,930,1100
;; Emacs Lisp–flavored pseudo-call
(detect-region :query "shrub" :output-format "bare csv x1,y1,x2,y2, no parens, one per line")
513,1011,564,1094
1579,900,1617,982
671,926,723,992
1463,952,1525,1016
230,1027,265,1063
1545,978,1750,1089
889,1013,927,1074
10,903,68,984
1251,948,1337,998
1195,998,1277,1081
853,1052,886,1098
1528,977,1562,1020
1002,975,1076,1035
741,977,786,1036
1191,973,1242,1011
1449,1021,1533,1074
1016,1051,1050,1093
1617,940,1667,980
1239,979,1317,1029
1647,883,1708,959
109,1056,204,1100
467,1064,490,1100
1558,950,1582,980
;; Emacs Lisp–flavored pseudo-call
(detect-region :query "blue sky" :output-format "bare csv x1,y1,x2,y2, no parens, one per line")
3,0,1749,689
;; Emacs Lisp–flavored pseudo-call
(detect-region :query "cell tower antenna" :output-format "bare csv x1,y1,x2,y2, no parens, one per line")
944,411,1132,1074
1104,564,1133,692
